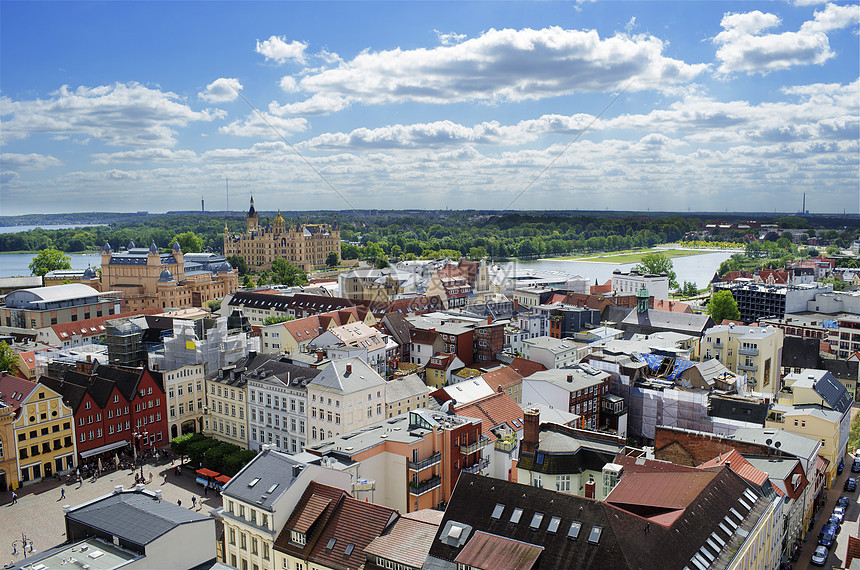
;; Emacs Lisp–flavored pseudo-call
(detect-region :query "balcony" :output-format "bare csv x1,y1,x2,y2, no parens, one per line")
738,362,758,371
460,435,491,455
713,340,724,348
495,439,517,453
461,458,489,474
409,451,442,472
409,475,442,496
738,347,759,356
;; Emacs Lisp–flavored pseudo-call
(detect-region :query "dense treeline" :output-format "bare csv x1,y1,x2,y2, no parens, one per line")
1,211,857,263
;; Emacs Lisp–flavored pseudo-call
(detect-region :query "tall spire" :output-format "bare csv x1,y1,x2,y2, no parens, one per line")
248,195,257,218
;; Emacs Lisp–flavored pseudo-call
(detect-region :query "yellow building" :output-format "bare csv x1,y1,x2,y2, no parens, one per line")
92,241,238,312
204,370,248,448
700,324,783,394
0,373,76,486
165,364,206,439
224,197,341,273
0,396,16,492
768,369,853,488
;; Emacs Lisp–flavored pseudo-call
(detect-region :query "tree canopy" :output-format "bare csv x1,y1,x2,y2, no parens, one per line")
0,342,17,374
271,258,308,286
708,290,741,323
171,231,203,253
634,252,678,289
29,248,72,277
263,315,295,326
326,251,340,267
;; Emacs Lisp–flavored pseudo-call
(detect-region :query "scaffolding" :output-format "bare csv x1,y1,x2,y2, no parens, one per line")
149,316,258,374
105,317,146,366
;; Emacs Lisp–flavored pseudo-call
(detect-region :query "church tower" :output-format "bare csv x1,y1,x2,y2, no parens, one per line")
273,209,286,236
247,196,258,232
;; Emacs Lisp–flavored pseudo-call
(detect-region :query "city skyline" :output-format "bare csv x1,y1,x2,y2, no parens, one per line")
1,1,858,216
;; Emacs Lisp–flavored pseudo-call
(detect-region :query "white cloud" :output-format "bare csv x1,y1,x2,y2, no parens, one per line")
1,152,63,170
712,4,857,76
199,77,243,103
0,83,221,146
218,112,308,138
283,26,706,113
255,35,308,64
624,17,637,35
91,148,198,164
279,76,300,93
434,29,466,46
269,93,350,116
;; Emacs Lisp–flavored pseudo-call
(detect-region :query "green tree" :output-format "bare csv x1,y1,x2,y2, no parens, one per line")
242,274,254,288
170,432,204,464
634,252,678,289
708,290,741,323
271,258,308,286
341,243,360,260
680,281,699,297
374,256,390,269
326,251,340,268
206,299,221,312
263,315,295,326
29,248,72,277
171,231,204,253
826,244,840,256
0,341,17,374
226,255,248,275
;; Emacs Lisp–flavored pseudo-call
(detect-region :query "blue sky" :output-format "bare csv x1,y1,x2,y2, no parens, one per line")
1,1,858,215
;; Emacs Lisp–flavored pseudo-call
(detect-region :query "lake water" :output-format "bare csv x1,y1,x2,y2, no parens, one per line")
0,224,104,234
507,250,734,290
1,252,102,278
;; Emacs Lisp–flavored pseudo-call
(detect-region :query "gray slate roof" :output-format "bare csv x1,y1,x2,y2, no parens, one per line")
67,490,209,545
221,448,307,510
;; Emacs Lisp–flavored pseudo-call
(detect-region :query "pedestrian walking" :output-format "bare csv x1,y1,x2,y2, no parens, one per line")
191,496,196,508
204,483,208,496
149,472,153,483
177,499,182,507
60,488,65,500
11,492,17,505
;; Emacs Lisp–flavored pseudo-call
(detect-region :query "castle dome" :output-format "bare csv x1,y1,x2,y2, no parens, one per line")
104,241,112,253
173,241,182,253
158,269,174,282
83,266,97,279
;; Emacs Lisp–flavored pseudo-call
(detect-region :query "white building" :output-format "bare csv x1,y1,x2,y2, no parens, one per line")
522,336,587,369
245,354,319,453
307,357,387,444
164,363,206,439
611,268,670,300
314,321,395,377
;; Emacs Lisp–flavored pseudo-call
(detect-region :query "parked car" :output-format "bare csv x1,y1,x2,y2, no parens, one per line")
852,457,860,473
832,506,846,524
819,526,837,548
837,496,851,508
811,545,828,566
845,477,857,492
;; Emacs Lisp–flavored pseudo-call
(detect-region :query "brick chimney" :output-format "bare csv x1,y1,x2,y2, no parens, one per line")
522,408,540,455
317,351,324,361
346,363,352,374
585,477,596,499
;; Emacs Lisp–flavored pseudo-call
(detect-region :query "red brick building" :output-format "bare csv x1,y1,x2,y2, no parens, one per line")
39,365,167,466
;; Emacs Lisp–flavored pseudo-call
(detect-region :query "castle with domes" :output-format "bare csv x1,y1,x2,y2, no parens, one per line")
84,240,238,312
223,196,341,272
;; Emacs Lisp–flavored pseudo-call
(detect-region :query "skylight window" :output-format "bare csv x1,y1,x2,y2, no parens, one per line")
326,538,336,550
547,517,561,534
491,503,505,519
588,526,602,544
344,544,354,556
248,477,260,487
568,521,581,539
510,508,523,524
267,484,278,494
530,513,544,529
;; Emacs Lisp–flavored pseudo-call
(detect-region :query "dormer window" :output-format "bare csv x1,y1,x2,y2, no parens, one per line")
291,530,306,545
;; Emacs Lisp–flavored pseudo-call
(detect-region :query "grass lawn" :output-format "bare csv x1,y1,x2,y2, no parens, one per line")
552,248,706,264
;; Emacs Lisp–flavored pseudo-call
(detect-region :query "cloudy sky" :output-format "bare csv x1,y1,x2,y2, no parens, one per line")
1,1,858,216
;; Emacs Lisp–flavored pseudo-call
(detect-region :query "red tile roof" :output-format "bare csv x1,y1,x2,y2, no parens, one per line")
847,536,860,567
697,450,769,487
508,357,547,377
455,391,524,437
426,353,459,370
590,279,612,295
294,494,333,534
606,470,718,527
481,366,523,391
454,530,543,570
0,373,38,412
309,495,397,569
651,299,693,313
50,308,161,342
365,510,442,568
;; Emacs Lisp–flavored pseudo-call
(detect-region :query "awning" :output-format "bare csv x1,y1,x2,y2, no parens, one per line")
196,468,220,478
80,440,128,459
215,475,231,484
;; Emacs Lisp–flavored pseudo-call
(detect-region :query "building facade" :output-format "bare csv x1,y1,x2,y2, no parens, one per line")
224,197,341,273
165,363,206,439
1,284,121,330
699,324,784,395
205,368,249,448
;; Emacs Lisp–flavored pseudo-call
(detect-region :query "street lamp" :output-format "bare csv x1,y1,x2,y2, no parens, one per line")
132,430,149,478
11,533,34,558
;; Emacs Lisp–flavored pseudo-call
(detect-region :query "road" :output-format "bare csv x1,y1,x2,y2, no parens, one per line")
0,457,219,568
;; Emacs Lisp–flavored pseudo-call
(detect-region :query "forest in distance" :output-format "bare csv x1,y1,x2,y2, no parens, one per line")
1,210,858,265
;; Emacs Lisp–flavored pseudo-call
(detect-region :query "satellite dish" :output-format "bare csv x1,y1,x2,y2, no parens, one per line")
765,439,773,446
774,441,781,449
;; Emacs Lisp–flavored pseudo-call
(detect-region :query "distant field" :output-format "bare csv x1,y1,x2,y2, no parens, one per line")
554,249,706,264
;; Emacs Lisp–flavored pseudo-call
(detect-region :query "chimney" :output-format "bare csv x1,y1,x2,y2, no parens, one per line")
346,364,352,374
497,385,503,393
86,354,92,363
317,351,324,361
429,328,436,333
585,478,596,499
522,408,540,455
567,374,573,383
487,316,492,325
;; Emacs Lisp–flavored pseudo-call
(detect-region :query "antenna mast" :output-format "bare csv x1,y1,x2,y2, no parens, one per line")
226,177,229,213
